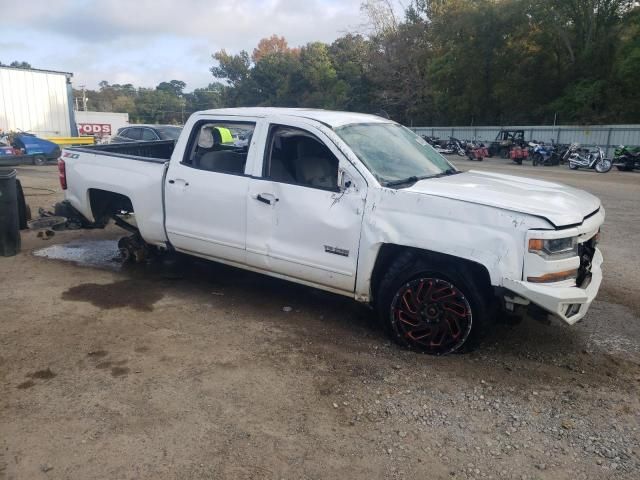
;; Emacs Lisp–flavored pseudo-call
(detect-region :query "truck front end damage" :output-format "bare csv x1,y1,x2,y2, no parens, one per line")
501,207,604,325
357,176,605,328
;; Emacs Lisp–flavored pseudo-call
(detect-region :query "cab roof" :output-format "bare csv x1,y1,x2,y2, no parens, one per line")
196,107,394,128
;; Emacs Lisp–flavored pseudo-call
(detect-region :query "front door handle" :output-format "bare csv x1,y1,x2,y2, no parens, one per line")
255,193,278,205
168,178,189,187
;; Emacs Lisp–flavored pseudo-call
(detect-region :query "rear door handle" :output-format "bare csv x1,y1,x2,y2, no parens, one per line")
255,193,278,205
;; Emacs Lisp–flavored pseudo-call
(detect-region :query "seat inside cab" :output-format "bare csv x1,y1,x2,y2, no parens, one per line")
191,124,253,175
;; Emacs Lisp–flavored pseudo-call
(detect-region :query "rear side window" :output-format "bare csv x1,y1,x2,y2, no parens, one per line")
183,121,255,175
141,129,158,141
125,128,142,140
157,126,183,140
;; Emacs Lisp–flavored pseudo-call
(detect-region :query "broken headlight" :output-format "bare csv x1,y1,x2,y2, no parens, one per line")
528,236,578,260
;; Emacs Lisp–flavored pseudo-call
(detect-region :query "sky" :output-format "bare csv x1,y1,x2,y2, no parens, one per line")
1,0,388,92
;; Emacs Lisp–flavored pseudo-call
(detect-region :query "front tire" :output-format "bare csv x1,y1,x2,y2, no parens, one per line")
376,253,490,355
595,158,612,173
33,156,46,166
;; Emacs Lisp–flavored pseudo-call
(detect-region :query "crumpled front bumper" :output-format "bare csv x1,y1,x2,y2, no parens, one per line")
503,248,603,325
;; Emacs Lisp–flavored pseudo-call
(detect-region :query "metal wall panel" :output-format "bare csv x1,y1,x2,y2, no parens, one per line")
0,67,72,137
412,125,640,157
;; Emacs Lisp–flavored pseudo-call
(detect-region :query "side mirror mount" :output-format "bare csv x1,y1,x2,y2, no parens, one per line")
338,168,355,192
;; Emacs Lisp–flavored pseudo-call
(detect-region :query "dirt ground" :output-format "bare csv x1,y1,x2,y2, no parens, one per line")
1,160,639,480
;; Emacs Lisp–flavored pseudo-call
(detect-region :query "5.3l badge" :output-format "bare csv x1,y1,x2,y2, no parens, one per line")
324,245,349,257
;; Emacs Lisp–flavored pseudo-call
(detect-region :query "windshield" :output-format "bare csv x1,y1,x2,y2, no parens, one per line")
157,126,183,140
335,123,456,185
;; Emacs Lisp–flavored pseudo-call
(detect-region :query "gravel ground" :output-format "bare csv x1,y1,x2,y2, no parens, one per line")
0,160,638,480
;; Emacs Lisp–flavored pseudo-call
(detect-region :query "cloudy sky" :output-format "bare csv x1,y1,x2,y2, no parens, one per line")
1,0,390,91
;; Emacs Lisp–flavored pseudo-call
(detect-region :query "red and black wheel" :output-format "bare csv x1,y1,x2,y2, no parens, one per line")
377,253,490,355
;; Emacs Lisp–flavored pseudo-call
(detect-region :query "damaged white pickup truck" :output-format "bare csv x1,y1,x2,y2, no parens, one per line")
56,108,604,354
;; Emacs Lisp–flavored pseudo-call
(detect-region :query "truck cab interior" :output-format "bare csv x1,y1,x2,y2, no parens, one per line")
265,125,339,190
187,123,254,175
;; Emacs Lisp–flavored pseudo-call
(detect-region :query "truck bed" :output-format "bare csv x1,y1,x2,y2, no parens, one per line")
69,140,176,162
62,141,172,246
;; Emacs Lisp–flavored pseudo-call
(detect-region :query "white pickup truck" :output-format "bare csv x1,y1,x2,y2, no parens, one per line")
57,108,604,354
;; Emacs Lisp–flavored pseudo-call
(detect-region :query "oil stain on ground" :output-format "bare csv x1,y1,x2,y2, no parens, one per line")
62,279,163,312
17,368,57,389
111,367,130,377
87,350,108,358
28,368,56,380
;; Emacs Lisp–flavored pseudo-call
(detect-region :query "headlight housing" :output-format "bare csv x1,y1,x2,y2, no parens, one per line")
528,236,578,260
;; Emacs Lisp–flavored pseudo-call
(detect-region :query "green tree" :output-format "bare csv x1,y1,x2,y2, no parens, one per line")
156,80,186,96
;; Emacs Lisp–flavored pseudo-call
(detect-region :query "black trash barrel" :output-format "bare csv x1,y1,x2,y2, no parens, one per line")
0,169,21,256
16,179,31,230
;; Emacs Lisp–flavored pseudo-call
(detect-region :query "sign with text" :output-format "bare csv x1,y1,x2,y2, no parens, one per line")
77,123,111,136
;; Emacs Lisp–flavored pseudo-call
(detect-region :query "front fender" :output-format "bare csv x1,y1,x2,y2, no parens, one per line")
355,188,550,300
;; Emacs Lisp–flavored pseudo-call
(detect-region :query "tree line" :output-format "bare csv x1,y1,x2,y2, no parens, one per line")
78,0,640,126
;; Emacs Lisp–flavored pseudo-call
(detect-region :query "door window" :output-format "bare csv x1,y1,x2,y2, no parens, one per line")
141,128,158,141
264,125,339,190
183,121,255,175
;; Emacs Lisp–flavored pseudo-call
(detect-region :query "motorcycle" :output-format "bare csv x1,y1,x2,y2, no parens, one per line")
465,140,488,161
528,140,570,166
422,136,455,154
448,137,467,157
427,136,466,156
422,135,440,147
549,144,571,166
567,143,612,173
509,145,529,165
529,140,556,166
612,145,640,171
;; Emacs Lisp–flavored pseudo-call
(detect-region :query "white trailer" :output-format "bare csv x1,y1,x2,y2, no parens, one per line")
0,66,76,137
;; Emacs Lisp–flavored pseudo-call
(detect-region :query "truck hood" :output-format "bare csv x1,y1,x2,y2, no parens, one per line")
405,170,600,227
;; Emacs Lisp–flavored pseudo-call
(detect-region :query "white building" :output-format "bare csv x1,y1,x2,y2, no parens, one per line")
0,66,76,137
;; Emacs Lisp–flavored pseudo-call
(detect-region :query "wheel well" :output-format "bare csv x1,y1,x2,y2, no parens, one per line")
370,244,493,303
88,189,134,226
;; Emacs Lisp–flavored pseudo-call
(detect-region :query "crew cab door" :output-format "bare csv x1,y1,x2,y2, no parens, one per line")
164,117,262,264
245,119,367,293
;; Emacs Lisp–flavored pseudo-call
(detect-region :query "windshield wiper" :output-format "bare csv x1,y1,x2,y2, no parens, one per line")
434,168,462,177
384,176,421,188
385,169,460,188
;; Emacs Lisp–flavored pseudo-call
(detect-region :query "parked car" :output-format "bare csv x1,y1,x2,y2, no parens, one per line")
8,132,61,165
55,108,604,355
111,125,183,143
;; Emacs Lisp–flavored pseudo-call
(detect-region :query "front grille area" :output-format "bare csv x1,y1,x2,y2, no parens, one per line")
577,236,597,286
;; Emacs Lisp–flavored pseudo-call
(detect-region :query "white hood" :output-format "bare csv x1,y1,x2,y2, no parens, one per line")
405,170,601,227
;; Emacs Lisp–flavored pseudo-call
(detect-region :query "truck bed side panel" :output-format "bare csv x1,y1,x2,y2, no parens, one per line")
63,150,168,245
